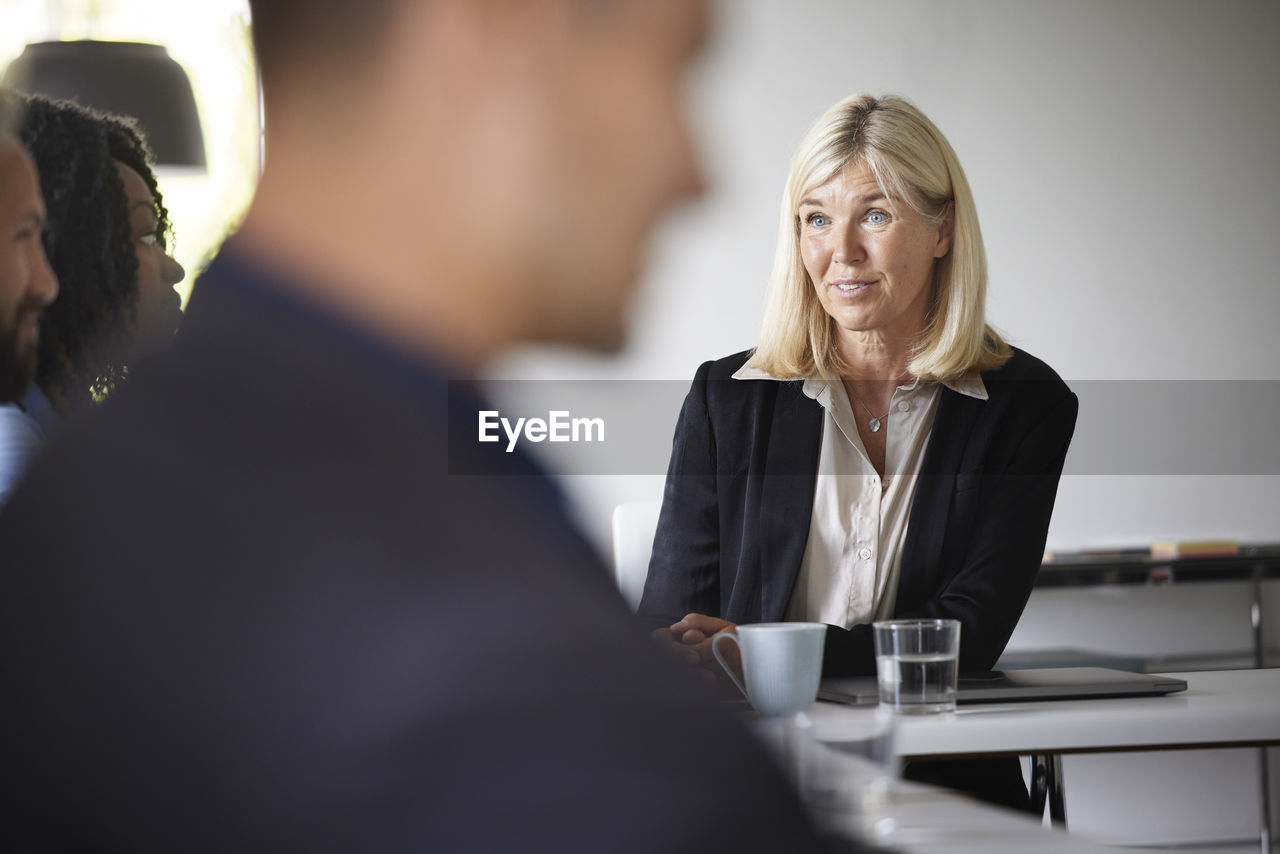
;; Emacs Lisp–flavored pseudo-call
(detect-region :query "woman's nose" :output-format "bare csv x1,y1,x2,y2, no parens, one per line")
164,253,186,286
831,225,865,266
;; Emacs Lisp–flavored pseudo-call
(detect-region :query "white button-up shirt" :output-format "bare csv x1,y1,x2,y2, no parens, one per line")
732,364,988,629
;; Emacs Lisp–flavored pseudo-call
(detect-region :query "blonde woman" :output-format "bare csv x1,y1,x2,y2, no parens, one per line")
639,94,1078,810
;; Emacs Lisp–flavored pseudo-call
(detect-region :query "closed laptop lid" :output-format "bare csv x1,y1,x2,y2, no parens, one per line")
819,667,1188,706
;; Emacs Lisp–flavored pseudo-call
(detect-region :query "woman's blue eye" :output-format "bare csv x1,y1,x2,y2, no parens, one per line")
806,213,828,227
866,211,888,225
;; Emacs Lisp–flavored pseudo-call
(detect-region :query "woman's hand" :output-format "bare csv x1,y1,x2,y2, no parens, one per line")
670,613,736,659
651,613,739,685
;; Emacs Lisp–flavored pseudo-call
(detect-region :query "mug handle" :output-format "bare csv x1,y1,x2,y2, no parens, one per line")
712,632,748,700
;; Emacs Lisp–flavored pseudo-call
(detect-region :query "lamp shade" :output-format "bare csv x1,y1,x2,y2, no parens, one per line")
2,40,206,169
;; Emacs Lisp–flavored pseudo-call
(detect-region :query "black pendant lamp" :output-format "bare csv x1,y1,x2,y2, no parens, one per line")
2,40,206,170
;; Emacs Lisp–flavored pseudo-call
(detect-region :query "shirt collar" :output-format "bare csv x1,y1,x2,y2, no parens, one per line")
731,363,989,400
17,383,59,435
944,374,989,400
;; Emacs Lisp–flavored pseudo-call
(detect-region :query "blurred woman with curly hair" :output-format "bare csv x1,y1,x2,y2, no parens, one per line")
0,95,184,503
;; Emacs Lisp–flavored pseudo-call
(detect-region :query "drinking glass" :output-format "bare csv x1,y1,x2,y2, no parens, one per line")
872,618,961,714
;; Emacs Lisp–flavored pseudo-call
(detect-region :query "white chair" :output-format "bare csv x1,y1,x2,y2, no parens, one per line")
610,500,662,611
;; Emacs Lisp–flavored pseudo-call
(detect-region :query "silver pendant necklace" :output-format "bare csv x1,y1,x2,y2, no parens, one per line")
846,385,891,433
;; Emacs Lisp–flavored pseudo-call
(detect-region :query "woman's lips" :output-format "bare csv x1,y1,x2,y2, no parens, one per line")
831,278,877,295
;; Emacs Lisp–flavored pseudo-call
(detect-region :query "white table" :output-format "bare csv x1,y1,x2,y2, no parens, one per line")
806,668,1280,845
810,668,1280,757
854,778,1137,854
751,717,1126,854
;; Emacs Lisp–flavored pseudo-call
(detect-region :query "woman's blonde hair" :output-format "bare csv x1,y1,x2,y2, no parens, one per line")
745,93,1010,381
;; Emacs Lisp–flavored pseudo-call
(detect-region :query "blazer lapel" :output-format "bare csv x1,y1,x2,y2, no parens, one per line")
897,387,984,611
757,383,822,622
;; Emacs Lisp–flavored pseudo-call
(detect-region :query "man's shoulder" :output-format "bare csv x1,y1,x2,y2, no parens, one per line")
0,268,456,567
0,403,44,502
0,402,42,442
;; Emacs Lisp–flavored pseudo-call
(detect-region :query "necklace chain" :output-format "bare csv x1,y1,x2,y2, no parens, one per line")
845,383,891,434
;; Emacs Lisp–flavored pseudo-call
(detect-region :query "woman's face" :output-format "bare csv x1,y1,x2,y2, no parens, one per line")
115,160,184,354
799,162,952,349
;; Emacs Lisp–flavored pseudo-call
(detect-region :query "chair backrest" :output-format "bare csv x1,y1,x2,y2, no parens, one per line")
610,500,662,611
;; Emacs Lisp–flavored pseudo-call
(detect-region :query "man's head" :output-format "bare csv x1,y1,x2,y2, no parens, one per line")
245,0,709,362
0,128,58,403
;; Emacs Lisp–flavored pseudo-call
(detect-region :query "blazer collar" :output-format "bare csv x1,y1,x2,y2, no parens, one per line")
896,386,986,607
756,381,823,622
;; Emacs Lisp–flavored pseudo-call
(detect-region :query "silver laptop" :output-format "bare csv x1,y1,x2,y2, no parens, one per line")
819,666,1188,706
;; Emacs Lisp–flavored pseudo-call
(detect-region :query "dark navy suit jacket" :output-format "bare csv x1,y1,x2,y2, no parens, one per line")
0,250,865,853
639,347,1078,677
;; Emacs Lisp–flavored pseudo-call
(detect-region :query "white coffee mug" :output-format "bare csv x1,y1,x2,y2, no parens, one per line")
712,622,827,716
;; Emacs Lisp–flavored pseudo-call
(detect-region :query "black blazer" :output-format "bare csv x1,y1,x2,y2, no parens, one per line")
639,347,1078,677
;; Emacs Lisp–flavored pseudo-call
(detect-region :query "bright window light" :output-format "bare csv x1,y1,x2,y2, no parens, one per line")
0,0,260,305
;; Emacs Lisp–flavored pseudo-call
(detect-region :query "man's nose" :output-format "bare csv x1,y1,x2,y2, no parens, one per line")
30,243,58,306
669,118,706,204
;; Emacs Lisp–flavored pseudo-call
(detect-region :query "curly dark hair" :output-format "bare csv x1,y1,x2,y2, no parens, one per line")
17,95,172,411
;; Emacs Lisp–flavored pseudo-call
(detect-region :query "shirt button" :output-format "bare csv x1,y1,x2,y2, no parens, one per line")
859,547,873,560
898,401,910,412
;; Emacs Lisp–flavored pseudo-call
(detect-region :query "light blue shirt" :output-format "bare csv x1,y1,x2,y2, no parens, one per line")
0,385,57,506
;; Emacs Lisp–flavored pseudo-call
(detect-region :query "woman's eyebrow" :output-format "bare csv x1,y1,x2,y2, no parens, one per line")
798,192,887,208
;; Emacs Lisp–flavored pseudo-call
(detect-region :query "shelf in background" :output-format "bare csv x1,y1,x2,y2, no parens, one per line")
1037,544,1280,588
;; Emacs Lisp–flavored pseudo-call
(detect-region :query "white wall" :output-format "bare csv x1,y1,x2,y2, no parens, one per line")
490,7,1280,844
488,0,1280,559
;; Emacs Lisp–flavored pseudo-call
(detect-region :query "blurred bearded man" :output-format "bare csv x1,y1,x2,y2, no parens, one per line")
0,110,57,402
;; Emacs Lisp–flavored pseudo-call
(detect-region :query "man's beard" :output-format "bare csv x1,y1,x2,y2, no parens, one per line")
0,305,41,404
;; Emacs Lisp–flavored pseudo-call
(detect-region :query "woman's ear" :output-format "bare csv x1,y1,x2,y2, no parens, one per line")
934,201,955,258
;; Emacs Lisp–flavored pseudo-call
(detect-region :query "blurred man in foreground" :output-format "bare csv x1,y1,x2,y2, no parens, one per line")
0,1,866,851
0,96,58,403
